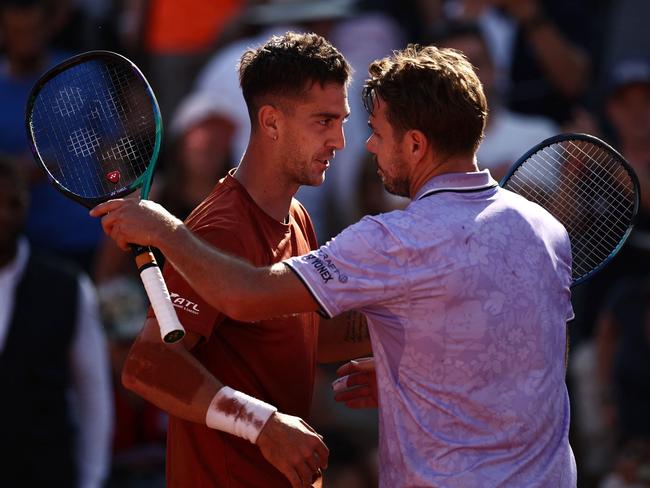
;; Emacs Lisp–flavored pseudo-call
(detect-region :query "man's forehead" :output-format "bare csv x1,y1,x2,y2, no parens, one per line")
303,80,347,97
301,82,349,111
368,96,387,120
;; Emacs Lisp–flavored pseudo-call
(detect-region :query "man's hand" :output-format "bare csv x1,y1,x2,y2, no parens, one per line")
332,357,378,409
89,199,182,251
256,412,329,488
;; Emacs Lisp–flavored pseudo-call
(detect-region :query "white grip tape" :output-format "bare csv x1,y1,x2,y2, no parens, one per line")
205,386,277,444
139,265,185,342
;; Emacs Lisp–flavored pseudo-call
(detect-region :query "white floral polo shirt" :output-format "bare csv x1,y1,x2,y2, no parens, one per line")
286,169,576,487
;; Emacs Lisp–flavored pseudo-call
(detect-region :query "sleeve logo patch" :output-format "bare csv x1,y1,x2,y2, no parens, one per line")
304,251,348,284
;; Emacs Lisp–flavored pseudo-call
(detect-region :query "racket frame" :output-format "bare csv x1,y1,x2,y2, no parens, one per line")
500,132,641,286
25,50,162,207
25,50,184,344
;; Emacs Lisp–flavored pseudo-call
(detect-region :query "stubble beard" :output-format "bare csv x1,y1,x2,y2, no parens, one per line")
286,155,325,188
384,177,410,198
282,142,327,188
375,155,410,198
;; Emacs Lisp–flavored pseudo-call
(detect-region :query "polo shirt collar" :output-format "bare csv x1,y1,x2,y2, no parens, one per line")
415,169,498,201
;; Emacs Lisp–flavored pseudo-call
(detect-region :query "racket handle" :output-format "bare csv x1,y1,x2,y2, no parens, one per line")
132,247,185,344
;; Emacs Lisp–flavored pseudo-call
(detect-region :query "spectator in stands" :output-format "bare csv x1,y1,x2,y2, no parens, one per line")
570,56,650,486
0,0,103,272
424,0,593,125
0,156,113,488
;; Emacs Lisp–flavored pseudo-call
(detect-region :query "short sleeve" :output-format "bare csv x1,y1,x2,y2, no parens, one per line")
284,216,409,318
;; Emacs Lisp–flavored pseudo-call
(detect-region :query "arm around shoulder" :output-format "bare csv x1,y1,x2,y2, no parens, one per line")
91,198,320,321
156,223,319,321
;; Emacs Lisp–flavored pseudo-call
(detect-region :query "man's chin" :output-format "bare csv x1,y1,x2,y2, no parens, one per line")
300,175,325,186
301,171,327,187
383,181,409,198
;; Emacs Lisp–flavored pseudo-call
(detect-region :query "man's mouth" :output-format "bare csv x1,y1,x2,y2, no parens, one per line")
315,156,333,168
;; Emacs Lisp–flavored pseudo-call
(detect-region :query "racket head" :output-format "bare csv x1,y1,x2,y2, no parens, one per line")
25,50,162,208
500,133,640,286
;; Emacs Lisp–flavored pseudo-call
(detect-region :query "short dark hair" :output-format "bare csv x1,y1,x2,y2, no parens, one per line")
238,31,351,122
363,44,487,157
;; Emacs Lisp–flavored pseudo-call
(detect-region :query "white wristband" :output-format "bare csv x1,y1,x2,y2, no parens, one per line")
205,386,278,444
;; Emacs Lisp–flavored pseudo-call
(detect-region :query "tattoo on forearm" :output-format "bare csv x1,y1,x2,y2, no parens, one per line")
344,312,370,343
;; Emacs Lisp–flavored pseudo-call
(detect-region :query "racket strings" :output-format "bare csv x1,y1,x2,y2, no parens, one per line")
504,139,637,282
560,141,635,206
30,57,157,200
94,61,154,185
508,148,622,252
510,143,635,220
551,142,635,228
544,144,634,255
522,151,632,278
508,156,631,243
543,142,633,216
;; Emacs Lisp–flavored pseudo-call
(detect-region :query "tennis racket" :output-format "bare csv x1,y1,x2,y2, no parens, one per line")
501,133,640,287
25,50,185,343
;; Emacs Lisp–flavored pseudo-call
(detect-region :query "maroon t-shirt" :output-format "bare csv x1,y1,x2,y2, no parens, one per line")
160,174,319,487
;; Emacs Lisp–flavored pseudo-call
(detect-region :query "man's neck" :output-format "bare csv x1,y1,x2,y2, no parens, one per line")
234,145,297,222
409,154,479,198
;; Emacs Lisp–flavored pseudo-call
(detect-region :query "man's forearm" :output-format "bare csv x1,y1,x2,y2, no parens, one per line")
156,223,318,321
125,319,283,448
156,224,258,319
91,198,318,321
123,321,222,423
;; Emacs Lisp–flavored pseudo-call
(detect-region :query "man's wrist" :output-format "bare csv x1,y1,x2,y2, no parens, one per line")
205,386,278,444
159,218,189,254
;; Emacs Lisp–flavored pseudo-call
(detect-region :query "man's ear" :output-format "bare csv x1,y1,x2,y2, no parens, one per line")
258,104,280,140
404,129,428,163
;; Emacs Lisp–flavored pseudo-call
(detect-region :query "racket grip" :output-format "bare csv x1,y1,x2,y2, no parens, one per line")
133,248,185,344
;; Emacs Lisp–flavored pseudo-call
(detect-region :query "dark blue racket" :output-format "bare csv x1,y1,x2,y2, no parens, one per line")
26,50,185,343
501,133,640,287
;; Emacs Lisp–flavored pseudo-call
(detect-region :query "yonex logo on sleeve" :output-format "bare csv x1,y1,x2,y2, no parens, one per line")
304,252,348,284
170,292,200,314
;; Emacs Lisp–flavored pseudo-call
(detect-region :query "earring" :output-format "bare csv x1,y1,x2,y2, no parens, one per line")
273,135,278,141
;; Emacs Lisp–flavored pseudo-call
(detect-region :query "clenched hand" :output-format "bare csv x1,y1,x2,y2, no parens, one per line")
256,412,329,488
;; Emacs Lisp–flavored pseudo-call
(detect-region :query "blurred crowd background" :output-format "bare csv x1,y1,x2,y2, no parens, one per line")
1,0,649,486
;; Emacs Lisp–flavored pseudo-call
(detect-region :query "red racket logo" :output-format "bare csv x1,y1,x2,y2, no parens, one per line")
106,170,120,184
